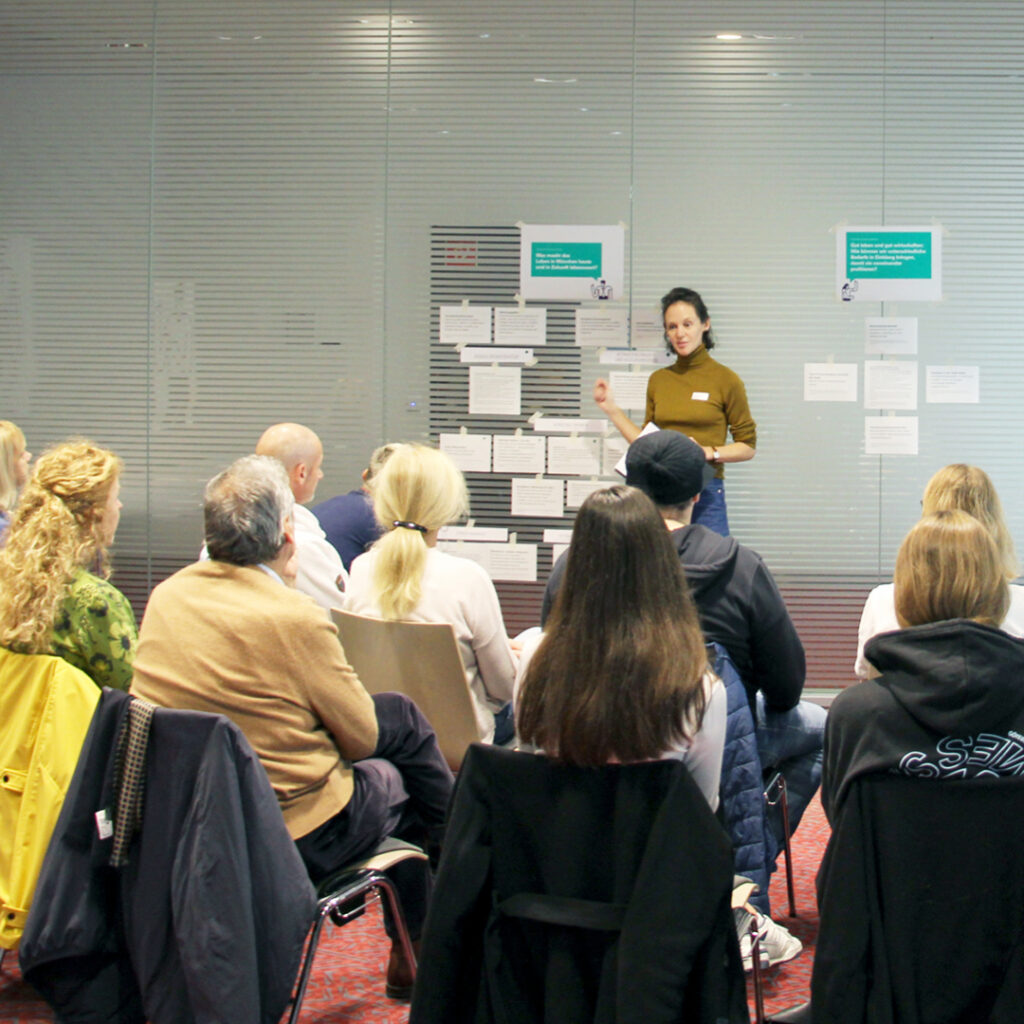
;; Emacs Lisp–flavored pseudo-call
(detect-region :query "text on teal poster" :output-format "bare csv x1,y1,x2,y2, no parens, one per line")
846,232,932,279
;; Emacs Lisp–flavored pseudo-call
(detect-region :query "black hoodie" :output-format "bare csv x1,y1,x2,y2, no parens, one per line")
823,619,1024,822
541,523,805,711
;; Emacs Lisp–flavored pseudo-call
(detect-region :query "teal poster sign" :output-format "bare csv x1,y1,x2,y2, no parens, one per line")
836,225,942,302
846,231,932,279
531,242,603,277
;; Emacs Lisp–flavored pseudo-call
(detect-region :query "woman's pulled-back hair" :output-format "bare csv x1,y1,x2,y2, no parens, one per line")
895,509,1009,629
370,444,469,619
0,420,26,512
661,286,715,352
921,463,1018,580
517,485,708,766
0,440,123,653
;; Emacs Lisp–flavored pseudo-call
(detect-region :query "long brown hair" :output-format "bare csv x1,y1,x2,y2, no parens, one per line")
517,485,708,765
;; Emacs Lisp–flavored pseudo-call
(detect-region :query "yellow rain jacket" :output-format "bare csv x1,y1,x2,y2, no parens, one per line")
0,648,99,949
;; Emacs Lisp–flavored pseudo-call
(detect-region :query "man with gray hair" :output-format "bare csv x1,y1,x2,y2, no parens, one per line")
132,455,453,1000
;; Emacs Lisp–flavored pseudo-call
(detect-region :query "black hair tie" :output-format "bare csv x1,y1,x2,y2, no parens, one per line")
393,520,427,533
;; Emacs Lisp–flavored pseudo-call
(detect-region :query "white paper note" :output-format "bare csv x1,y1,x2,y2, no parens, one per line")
926,365,980,404
469,366,521,415
609,371,650,412
547,436,602,476
599,348,674,366
511,478,564,517
630,309,665,349
603,437,628,476
532,417,607,434
575,306,629,347
494,306,547,346
864,360,918,410
543,529,574,544
487,544,538,582
438,525,510,543
439,305,491,346
804,363,858,402
437,541,535,580
865,417,919,455
439,433,492,473
460,347,533,365
565,479,606,508
865,317,918,355
492,434,546,474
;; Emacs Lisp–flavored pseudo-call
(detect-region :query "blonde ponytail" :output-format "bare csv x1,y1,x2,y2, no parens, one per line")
369,445,468,620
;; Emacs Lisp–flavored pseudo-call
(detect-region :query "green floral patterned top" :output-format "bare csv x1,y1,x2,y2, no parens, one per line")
49,568,138,690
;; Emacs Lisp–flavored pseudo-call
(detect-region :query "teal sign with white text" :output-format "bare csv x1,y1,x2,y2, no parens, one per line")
531,242,602,277
846,231,932,279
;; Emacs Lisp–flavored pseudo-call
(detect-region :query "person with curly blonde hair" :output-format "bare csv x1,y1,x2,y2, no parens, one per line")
343,444,517,744
0,439,137,689
0,420,31,539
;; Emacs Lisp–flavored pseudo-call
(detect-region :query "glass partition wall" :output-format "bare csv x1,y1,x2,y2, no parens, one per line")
3,0,1023,693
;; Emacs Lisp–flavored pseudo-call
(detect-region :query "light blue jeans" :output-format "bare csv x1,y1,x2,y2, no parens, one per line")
755,693,827,850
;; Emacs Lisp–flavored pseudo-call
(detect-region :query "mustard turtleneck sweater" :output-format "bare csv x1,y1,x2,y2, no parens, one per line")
643,346,756,478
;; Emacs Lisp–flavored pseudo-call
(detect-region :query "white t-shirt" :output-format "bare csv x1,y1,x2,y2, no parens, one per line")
854,580,1024,678
513,630,727,810
344,546,516,743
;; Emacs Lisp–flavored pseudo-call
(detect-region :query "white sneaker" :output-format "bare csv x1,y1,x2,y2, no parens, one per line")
741,914,802,970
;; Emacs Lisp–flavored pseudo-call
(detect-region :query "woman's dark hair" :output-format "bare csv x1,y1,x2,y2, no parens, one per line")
517,485,708,766
661,286,715,352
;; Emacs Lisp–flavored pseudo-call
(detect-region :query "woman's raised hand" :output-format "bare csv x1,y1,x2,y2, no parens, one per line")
593,378,616,413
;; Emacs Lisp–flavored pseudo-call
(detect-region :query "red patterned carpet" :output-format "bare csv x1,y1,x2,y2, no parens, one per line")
0,794,827,1023
749,790,825,1018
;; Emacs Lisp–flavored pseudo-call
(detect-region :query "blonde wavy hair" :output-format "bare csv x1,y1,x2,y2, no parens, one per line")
370,444,469,619
921,464,1018,580
0,420,26,512
0,440,123,653
895,510,1009,629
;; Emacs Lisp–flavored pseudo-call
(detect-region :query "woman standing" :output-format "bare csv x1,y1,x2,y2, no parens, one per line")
344,444,517,744
593,287,756,536
516,485,726,807
0,421,31,540
0,440,137,689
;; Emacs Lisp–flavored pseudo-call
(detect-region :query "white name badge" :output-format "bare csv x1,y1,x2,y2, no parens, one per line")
691,391,710,401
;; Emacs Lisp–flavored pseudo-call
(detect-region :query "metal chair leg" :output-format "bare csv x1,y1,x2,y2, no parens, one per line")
749,917,765,1024
287,869,418,1024
765,772,797,918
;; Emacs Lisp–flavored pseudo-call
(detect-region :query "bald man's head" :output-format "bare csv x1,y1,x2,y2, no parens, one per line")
255,422,324,505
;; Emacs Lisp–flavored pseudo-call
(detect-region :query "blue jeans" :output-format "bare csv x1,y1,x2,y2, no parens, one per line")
755,693,826,851
692,479,729,536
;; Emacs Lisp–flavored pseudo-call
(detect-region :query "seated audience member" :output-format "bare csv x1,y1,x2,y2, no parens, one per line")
0,420,31,541
249,422,348,614
313,442,401,571
0,440,136,689
517,485,726,807
825,509,1024,821
855,462,1024,678
543,431,821,836
525,479,801,968
344,445,517,745
131,455,454,1000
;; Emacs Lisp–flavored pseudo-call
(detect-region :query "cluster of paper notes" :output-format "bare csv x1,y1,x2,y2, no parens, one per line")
802,318,979,456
